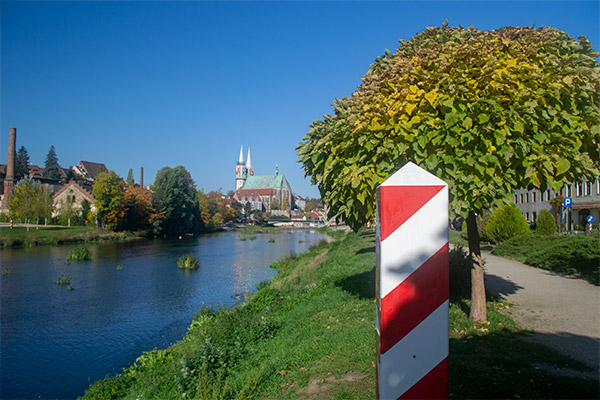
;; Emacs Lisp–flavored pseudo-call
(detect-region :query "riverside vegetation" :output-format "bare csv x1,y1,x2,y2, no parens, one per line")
82,229,598,399
0,226,140,249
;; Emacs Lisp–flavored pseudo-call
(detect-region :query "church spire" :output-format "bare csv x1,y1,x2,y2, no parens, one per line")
238,145,244,164
246,148,253,176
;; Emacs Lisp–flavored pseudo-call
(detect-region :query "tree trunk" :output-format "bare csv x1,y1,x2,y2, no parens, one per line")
466,211,487,322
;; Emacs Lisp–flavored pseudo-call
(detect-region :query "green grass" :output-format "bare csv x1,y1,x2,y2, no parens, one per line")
177,254,200,270
82,229,598,399
493,234,600,285
0,226,139,248
67,247,91,261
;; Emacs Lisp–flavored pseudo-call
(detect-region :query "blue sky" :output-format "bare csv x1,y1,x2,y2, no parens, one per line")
1,1,598,198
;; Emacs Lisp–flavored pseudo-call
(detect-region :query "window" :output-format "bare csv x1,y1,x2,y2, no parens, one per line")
520,194,524,203
526,193,529,203
585,181,591,196
533,212,537,222
514,195,518,203
597,179,600,195
533,192,537,203
541,191,545,202
547,190,551,200
526,212,530,221
577,182,583,197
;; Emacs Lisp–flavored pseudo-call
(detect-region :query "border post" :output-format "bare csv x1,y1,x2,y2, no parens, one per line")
376,162,449,399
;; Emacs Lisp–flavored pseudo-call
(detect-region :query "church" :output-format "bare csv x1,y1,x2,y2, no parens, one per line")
232,146,293,216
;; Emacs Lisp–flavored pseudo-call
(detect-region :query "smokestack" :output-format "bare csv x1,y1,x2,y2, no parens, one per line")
3,127,17,207
140,167,144,188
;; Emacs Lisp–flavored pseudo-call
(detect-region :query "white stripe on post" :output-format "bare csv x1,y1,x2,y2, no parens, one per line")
376,162,449,400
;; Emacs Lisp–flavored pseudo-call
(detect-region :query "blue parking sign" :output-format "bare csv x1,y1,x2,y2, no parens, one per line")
563,197,572,207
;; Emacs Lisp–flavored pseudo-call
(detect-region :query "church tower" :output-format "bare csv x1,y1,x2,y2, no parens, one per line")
235,145,248,190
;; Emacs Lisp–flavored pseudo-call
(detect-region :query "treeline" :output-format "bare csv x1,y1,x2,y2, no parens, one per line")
94,166,240,236
7,165,241,237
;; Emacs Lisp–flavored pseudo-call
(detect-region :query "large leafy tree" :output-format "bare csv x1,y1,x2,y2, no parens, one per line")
297,25,600,322
42,145,61,180
14,146,30,180
92,170,125,229
9,176,53,222
152,166,200,237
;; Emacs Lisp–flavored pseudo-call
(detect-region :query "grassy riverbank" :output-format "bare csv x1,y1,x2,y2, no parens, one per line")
83,229,598,399
0,226,141,248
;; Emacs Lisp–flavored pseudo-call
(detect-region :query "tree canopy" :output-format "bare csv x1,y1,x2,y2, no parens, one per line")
9,176,53,222
42,145,61,180
92,170,125,229
15,146,30,180
297,25,600,231
152,166,200,236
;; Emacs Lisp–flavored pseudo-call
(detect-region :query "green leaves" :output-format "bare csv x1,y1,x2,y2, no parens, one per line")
297,24,600,232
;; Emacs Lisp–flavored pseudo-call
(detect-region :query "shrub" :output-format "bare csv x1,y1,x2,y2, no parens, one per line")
67,247,91,261
535,209,557,235
177,254,200,270
449,246,472,301
484,203,530,244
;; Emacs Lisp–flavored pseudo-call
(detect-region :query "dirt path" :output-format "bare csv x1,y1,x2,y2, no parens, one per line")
482,251,600,376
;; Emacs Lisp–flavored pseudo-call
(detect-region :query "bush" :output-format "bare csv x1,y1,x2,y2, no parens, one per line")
449,246,472,301
535,209,557,235
484,203,530,244
493,234,600,285
67,247,91,261
177,254,200,270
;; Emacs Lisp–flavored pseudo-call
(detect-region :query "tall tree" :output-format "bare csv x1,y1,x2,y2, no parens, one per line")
297,25,600,322
152,166,200,236
14,146,30,180
92,170,125,229
112,185,162,232
42,145,61,180
126,168,134,185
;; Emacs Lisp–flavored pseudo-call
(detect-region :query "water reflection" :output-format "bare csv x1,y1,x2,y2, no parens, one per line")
0,229,326,400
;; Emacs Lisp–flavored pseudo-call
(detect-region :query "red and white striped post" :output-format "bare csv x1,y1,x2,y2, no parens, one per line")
376,162,449,399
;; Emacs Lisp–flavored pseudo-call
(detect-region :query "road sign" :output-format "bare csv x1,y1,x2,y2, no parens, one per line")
376,162,449,399
587,215,594,223
563,197,572,207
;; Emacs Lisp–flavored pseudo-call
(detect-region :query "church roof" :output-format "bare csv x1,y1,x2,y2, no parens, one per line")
241,174,291,190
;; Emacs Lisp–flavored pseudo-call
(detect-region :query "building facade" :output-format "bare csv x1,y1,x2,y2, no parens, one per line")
514,178,600,229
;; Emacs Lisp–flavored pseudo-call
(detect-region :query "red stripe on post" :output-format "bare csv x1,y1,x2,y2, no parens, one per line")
399,357,449,400
380,244,449,354
379,185,445,241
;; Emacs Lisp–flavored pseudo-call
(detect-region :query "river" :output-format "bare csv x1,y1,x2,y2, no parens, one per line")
0,229,327,399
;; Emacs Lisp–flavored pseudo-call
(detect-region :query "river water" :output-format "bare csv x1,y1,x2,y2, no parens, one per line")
0,229,327,399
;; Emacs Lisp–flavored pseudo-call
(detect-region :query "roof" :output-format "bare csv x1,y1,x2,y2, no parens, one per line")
80,161,107,178
241,174,291,190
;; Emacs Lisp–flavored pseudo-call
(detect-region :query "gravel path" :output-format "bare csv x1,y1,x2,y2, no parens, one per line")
482,251,600,377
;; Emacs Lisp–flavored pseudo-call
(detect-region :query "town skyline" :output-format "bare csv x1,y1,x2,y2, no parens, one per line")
2,1,598,198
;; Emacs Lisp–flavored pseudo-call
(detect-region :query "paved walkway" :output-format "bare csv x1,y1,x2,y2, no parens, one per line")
483,251,600,376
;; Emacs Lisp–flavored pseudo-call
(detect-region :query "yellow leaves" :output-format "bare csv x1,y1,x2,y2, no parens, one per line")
409,84,418,93
506,58,517,68
562,76,573,85
424,91,437,106
405,103,416,115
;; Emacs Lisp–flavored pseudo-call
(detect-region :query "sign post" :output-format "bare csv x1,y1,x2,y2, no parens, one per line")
376,162,449,399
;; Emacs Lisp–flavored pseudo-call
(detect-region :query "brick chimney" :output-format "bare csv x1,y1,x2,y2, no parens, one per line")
2,128,16,207
140,167,144,188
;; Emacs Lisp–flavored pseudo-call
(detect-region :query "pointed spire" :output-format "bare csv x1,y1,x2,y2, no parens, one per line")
275,164,279,175
246,148,253,176
238,145,244,164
